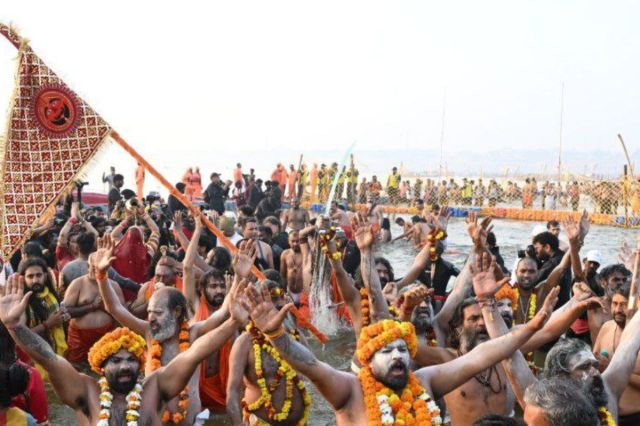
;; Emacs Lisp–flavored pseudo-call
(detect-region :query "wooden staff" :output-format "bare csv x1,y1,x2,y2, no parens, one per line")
629,249,639,312
618,134,635,178
110,131,327,342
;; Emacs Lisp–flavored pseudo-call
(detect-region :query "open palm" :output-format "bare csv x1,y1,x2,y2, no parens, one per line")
470,253,503,299
245,283,292,334
0,275,31,328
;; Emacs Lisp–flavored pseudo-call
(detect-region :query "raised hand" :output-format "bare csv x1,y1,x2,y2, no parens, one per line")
244,282,293,334
352,213,376,250
233,240,257,278
434,205,451,232
399,285,429,312
173,211,183,228
0,274,32,329
562,215,580,244
465,211,493,251
528,286,559,331
92,235,117,274
382,282,399,304
228,278,250,324
470,252,504,299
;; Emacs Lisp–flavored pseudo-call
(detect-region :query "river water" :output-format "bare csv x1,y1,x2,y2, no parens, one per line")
46,217,639,425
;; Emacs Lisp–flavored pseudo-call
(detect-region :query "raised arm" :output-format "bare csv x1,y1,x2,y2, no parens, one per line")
0,276,94,410
110,215,132,240
433,257,471,344
353,214,390,322
93,235,148,336
245,282,355,411
326,239,362,334
395,240,432,289
563,215,585,281
183,213,203,312
422,279,554,401
226,332,250,425
157,279,247,400
536,250,571,295
173,212,190,251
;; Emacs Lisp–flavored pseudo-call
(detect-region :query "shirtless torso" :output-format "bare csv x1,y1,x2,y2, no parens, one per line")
284,208,309,231
594,320,640,417
280,249,304,295
64,276,122,330
228,331,308,426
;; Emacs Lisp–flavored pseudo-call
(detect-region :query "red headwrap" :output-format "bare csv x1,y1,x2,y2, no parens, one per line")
112,227,149,286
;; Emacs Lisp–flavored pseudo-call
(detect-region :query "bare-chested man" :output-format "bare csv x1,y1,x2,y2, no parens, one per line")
0,258,250,426
365,194,384,227
282,198,309,232
280,231,304,300
227,279,310,425
97,235,233,425
63,252,125,363
241,273,553,426
593,284,640,426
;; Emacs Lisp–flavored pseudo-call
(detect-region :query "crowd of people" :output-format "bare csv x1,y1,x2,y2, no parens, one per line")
0,161,639,426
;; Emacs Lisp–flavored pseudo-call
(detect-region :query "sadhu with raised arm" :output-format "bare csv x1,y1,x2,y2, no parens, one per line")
0,267,251,425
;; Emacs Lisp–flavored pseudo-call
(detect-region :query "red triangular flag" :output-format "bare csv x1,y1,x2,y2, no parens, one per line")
0,24,112,260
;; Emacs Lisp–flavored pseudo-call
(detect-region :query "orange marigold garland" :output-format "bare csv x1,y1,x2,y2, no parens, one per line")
356,320,441,425
88,327,147,426
149,321,191,424
360,288,399,327
88,327,147,374
243,323,311,425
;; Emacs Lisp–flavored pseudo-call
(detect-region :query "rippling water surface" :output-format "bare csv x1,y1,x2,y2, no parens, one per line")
48,218,640,425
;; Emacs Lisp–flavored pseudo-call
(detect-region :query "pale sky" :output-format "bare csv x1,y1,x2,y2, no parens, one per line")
1,1,639,191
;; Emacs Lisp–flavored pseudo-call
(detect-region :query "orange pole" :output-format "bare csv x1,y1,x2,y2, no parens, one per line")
110,131,261,276
110,131,327,342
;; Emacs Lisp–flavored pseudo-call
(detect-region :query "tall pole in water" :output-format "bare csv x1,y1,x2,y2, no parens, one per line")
439,87,447,179
557,82,565,182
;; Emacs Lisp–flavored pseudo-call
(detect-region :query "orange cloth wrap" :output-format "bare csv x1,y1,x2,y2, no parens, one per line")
196,296,232,412
65,319,115,363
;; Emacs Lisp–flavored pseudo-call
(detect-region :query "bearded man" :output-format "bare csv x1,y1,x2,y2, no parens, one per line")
241,278,553,426
0,271,250,426
97,235,239,425
475,256,640,425
593,284,640,426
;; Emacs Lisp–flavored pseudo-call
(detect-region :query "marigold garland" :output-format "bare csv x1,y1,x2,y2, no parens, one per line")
360,288,399,328
356,320,418,366
88,327,147,374
98,376,143,426
243,323,311,425
598,406,616,426
358,365,442,425
149,321,191,424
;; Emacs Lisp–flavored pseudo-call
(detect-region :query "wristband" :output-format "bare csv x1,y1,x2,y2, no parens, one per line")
264,326,285,340
95,270,108,281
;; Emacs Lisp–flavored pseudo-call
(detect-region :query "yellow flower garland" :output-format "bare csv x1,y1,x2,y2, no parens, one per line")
149,321,191,424
598,406,616,426
243,323,312,425
359,365,442,425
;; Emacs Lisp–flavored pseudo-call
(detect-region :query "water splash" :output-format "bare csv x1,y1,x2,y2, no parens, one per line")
309,254,340,336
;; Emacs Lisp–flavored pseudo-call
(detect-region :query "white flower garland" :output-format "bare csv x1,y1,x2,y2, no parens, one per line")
376,391,443,425
98,376,143,426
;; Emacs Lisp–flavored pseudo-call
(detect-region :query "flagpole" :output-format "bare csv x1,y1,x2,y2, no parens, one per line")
110,131,327,343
